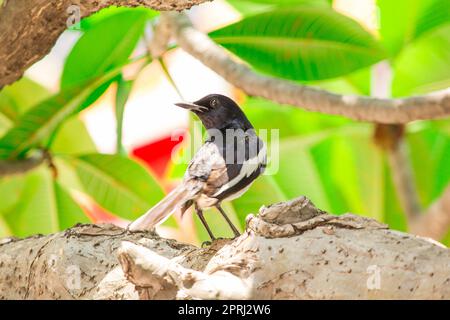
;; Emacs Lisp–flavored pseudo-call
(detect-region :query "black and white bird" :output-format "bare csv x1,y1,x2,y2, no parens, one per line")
129,94,266,239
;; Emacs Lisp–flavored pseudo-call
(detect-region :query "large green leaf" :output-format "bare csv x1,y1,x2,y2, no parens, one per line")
381,160,407,231
50,116,97,155
407,123,450,206
65,154,164,220
226,0,330,16
3,168,89,237
0,70,120,160
209,7,385,81
310,127,385,221
53,181,91,229
231,175,288,226
62,9,149,112
0,112,11,137
242,97,351,139
76,7,158,31
378,0,450,56
0,174,27,218
62,10,148,89
0,77,50,122
392,24,450,96
274,136,332,211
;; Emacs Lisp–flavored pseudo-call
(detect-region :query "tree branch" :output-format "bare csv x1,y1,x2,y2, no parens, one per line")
387,138,422,221
0,0,211,88
411,185,450,240
164,12,450,124
118,241,251,300
1,197,449,300
0,150,47,177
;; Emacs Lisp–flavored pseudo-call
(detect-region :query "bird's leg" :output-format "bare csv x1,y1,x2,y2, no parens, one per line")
195,205,216,241
216,204,241,237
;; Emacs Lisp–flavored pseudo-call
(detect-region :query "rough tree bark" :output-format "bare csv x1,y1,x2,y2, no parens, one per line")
0,0,212,88
1,197,449,300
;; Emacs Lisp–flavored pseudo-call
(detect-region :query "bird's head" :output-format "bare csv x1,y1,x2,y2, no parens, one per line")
175,94,253,130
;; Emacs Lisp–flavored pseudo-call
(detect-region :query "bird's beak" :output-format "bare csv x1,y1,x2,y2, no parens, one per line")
175,102,207,113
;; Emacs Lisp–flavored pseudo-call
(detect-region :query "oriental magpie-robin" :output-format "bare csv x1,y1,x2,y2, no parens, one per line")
128,94,266,239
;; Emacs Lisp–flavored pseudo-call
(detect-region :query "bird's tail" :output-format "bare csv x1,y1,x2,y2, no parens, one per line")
128,184,193,231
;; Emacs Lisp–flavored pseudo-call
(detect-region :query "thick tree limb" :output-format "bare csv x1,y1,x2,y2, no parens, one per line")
163,12,450,124
1,196,449,300
118,241,251,300
0,0,211,88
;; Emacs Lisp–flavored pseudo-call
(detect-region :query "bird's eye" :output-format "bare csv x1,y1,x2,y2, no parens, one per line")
210,99,218,108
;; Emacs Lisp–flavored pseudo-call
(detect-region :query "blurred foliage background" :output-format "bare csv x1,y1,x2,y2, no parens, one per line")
0,0,449,245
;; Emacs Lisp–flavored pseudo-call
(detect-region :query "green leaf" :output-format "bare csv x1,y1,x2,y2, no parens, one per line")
0,215,11,238
62,9,148,111
0,77,51,122
226,0,275,16
210,7,385,81
3,168,89,237
115,76,133,155
275,137,332,210
62,10,148,89
227,0,330,16
0,174,27,217
77,6,158,31
0,112,11,137
242,97,351,139
50,117,97,155
272,125,396,224
231,175,288,227
65,154,164,220
392,24,450,96
310,127,385,220
407,123,450,206
381,161,407,231
0,69,120,160
53,181,91,230
378,0,450,56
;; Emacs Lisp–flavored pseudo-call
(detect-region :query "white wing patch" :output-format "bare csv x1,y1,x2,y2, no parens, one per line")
212,144,266,197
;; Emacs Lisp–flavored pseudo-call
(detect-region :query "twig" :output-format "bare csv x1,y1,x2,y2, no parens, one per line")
0,150,46,176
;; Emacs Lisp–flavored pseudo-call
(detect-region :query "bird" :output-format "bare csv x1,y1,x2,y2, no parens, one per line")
128,94,266,240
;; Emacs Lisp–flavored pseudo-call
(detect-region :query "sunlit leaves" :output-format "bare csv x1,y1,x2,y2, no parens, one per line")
210,7,385,81
62,9,150,112
0,77,50,123
65,154,164,220
0,71,120,159
1,168,89,237
76,7,158,31
62,10,149,89
378,0,450,56
226,0,331,16
392,24,450,96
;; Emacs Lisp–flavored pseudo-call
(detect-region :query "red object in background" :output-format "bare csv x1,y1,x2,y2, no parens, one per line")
77,133,186,225
132,132,186,179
